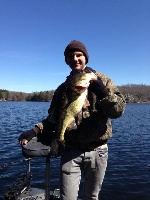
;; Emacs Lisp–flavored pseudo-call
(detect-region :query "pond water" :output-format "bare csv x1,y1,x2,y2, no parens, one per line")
0,102,149,199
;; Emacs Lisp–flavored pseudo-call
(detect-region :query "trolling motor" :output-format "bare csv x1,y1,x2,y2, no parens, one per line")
5,172,32,200
4,157,60,200
5,159,32,200
4,137,61,200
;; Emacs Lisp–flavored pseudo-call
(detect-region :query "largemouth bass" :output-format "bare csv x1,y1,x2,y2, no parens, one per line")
56,71,97,142
50,70,97,156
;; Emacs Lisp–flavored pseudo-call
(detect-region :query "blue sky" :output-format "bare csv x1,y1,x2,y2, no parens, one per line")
0,0,149,93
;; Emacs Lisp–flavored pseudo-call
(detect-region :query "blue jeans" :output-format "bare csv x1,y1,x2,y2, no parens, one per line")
60,144,108,200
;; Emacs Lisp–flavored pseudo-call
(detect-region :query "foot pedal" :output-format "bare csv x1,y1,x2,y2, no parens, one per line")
51,189,60,199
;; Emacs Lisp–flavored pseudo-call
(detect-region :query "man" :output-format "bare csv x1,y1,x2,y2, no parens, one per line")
19,40,126,200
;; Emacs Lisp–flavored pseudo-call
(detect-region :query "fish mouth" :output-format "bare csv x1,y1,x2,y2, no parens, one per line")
74,86,86,90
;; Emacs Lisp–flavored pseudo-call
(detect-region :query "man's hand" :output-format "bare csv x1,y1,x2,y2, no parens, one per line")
89,77,109,100
18,128,38,145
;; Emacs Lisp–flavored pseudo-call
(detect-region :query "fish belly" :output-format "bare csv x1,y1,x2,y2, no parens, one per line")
59,90,87,141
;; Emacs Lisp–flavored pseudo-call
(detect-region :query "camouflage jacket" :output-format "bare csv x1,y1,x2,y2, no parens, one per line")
36,67,126,148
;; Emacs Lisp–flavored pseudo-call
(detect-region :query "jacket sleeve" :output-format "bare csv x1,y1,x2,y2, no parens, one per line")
35,79,70,136
35,85,63,134
96,72,126,119
97,75,126,119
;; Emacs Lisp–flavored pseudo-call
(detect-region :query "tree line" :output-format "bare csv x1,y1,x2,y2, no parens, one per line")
0,84,150,103
118,84,150,103
0,89,55,102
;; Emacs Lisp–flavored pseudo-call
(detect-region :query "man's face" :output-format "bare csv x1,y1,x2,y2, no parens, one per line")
66,51,86,72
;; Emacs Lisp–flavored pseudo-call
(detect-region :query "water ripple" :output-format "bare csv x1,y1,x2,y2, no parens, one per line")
0,102,150,199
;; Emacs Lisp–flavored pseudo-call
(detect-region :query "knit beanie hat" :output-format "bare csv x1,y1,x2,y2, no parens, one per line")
64,40,89,64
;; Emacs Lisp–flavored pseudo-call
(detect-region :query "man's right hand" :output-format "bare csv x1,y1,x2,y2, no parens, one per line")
18,127,40,145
